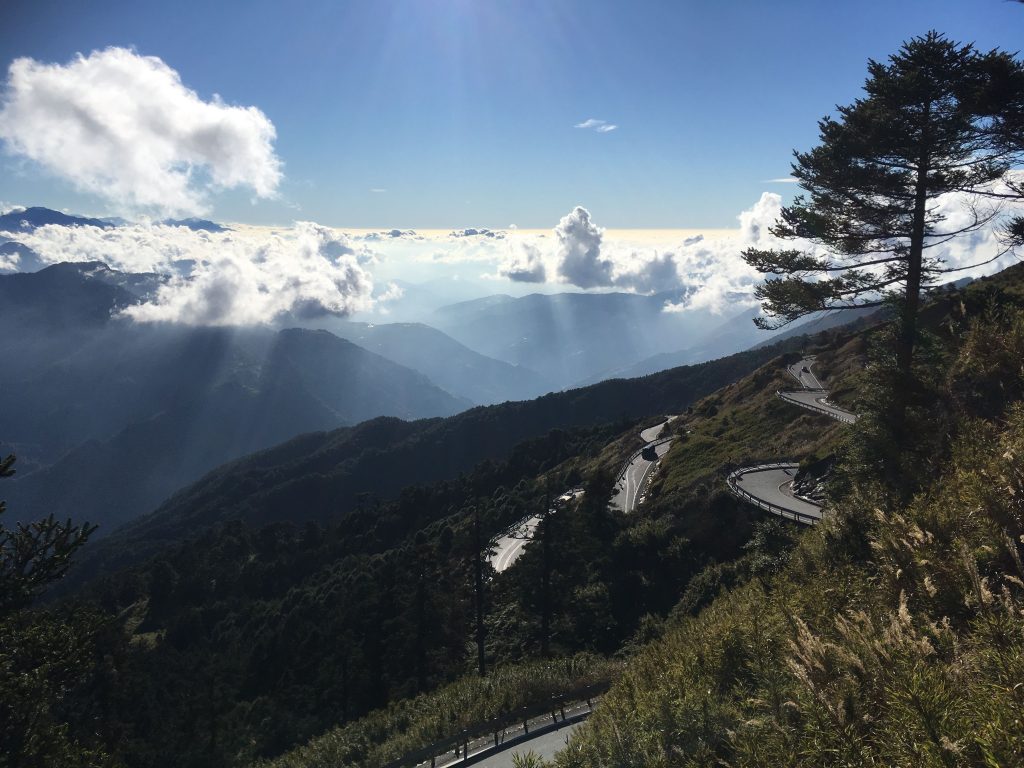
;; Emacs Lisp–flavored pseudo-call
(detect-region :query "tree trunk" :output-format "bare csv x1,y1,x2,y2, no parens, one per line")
894,118,931,449
472,506,486,677
415,564,427,692
540,490,551,657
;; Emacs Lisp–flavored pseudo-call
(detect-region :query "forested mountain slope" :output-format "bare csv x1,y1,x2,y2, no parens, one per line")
72,332,825,583
1,264,469,534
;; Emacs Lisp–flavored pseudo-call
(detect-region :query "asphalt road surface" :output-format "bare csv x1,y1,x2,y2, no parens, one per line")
778,389,858,424
490,517,540,574
787,356,823,389
489,490,584,573
639,418,671,443
441,720,584,768
732,465,823,521
610,440,672,513
780,356,857,423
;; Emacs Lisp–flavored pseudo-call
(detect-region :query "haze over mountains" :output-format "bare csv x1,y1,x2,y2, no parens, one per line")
0,260,468,533
0,207,843,541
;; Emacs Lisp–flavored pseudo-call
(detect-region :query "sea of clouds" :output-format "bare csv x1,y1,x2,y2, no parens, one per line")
0,47,1021,328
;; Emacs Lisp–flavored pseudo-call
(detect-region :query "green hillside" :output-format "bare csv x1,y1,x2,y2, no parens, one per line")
9,264,1024,768
553,299,1024,767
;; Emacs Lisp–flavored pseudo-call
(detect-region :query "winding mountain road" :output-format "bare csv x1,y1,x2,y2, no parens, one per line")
778,356,858,424
728,463,823,524
611,418,675,513
787,357,824,389
729,356,856,524
489,489,584,573
492,417,677,572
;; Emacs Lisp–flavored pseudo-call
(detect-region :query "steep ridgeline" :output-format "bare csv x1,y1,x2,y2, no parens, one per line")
599,305,884,384
323,319,554,405
67,333,821,584
1,264,469,536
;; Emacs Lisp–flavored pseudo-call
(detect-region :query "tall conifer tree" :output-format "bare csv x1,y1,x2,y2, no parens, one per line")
744,33,1024,421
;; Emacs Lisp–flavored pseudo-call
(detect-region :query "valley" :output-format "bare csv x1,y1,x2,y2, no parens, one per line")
3,13,1024,768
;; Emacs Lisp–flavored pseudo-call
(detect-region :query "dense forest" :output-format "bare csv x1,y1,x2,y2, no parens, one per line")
5,268,1024,768
5,29,1024,768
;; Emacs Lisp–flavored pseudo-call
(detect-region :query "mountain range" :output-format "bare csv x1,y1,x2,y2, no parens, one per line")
1,263,470,535
430,290,748,389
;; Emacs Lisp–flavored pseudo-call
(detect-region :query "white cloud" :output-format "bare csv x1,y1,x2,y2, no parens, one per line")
0,47,282,217
737,191,783,244
449,227,505,239
762,177,799,183
663,192,784,314
493,206,689,294
575,118,618,133
499,241,546,283
3,221,382,325
555,206,614,288
613,252,680,294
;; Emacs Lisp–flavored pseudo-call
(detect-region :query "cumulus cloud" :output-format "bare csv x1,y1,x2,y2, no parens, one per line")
737,191,782,244
661,192,784,314
575,118,617,133
613,252,681,294
0,47,282,217
3,221,385,325
358,229,418,241
449,228,505,239
555,206,614,288
499,241,546,283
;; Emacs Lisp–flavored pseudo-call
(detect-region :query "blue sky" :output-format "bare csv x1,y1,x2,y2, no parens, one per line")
0,0,1022,228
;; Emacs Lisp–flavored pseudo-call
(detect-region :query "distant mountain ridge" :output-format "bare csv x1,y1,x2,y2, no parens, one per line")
324,319,554,405
585,305,886,384
430,289,722,390
0,206,113,231
0,263,470,535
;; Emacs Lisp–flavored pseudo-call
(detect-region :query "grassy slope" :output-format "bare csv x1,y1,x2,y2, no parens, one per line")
551,278,1024,767
255,332,871,768
254,655,619,768
556,413,1024,766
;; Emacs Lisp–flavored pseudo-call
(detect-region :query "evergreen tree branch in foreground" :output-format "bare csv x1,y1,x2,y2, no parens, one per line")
743,32,1024,408
1,452,111,767
0,453,96,616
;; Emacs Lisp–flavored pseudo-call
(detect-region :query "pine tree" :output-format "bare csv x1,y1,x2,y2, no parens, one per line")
743,32,1024,431
0,452,107,767
1,453,95,616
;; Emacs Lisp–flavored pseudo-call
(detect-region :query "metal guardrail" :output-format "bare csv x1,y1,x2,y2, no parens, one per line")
381,681,611,768
776,390,858,425
489,487,585,546
614,435,674,486
726,463,822,526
